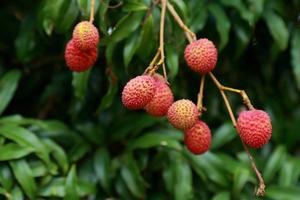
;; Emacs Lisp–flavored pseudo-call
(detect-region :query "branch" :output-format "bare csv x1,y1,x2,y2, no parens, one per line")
196,75,206,114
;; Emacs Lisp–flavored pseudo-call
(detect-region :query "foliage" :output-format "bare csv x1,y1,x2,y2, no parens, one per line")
0,0,300,199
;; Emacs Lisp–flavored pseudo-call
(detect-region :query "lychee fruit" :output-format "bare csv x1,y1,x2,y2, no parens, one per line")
64,39,98,72
237,109,272,148
72,21,99,51
144,78,173,117
184,120,211,154
167,99,199,130
122,75,156,110
184,38,218,74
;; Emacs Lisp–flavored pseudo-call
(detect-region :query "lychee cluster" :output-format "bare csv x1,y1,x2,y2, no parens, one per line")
64,21,100,72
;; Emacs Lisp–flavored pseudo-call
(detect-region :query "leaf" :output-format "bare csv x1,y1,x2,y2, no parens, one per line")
165,43,179,79
64,165,79,200
72,70,91,102
263,146,287,183
110,11,144,43
97,77,118,112
0,143,34,161
279,158,300,187
123,1,148,12
98,0,109,34
127,133,182,151
0,164,13,191
94,148,111,193
137,14,155,59
291,27,300,89
124,31,141,68
190,4,207,33
0,70,21,115
265,185,300,200
56,0,79,33
11,186,24,200
220,0,254,24
10,159,37,199
212,192,230,200
43,139,69,173
211,122,236,150
232,167,250,196
263,10,289,50
40,0,65,35
209,4,231,50
120,154,146,198
248,0,265,21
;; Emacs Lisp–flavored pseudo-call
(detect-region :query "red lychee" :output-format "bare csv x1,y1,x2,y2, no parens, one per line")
184,38,218,74
237,109,272,148
184,120,211,154
64,39,98,72
167,99,199,130
72,21,99,51
144,78,173,117
122,75,156,110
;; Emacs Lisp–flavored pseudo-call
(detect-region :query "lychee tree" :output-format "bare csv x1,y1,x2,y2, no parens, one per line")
0,0,300,199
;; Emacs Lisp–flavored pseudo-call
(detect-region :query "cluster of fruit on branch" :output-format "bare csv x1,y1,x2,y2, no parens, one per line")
121,38,272,155
62,0,272,196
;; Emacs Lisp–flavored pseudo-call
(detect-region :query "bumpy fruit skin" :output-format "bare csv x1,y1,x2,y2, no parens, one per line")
167,99,199,130
184,120,211,154
184,38,218,74
64,39,98,72
122,75,156,110
72,21,99,51
144,78,174,117
237,109,272,148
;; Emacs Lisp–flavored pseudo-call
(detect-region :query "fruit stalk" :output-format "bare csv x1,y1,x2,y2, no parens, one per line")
89,0,95,23
196,75,206,113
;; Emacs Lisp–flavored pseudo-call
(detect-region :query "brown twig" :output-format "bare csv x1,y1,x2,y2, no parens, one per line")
196,75,206,114
89,0,95,23
108,1,123,9
208,72,265,196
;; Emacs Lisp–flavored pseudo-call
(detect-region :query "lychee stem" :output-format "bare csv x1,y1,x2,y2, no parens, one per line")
89,0,95,23
208,72,265,196
197,75,206,114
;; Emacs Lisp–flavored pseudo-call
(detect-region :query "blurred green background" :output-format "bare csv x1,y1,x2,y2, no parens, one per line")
0,0,300,199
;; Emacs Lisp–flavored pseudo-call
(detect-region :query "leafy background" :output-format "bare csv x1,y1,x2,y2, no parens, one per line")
0,0,300,199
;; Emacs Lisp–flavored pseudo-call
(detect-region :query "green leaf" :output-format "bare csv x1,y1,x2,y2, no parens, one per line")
98,0,109,34
137,14,155,59
40,0,65,35
56,0,79,33
64,165,79,200
120,154,146,198
72,70,91,102
110,11,144,43
209,4,231,50
124,31,141,68
212,192,230,200
11,186,24,200
232,167,250,196
279,158,300,187
263,10,289,50
190,4,207,33
165,43,179,79
10,159,37,199
0,143,34,161
248,0,265,21
127,133,182,151
0,164,13,191
123,1,148,12
263,146,287,183
220,0,254,24
0,70,21,115
265,186,300,200
291,27,300,89
94,148,111,193
211,122,236,150
43,139,69,173
96,75,118,112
